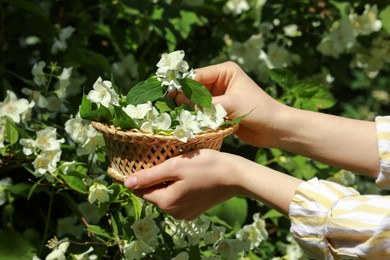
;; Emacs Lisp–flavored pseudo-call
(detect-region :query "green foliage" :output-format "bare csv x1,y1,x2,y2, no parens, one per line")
180,78,213,108
1,0,390,259
125,77,166,105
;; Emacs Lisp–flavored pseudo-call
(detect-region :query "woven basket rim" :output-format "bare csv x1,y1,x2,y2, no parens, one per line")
91,121,238,144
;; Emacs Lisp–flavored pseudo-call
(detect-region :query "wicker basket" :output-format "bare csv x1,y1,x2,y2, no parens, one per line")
92,121,239,182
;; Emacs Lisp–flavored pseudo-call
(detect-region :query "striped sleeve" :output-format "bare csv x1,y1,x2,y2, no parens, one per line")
289,178,390,260
375,116,390,189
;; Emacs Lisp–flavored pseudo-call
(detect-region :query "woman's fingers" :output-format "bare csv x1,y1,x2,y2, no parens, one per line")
195,61,239,96
124,164,177,190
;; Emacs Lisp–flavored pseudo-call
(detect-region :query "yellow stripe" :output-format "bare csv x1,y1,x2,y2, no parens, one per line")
377,132,390,140
327,218,376,230
291,198,312,209
379,151,390,161
376,117,390,124
296,189,335,208
290,214,328,226
340,196,370,203
324,182,354,198
332,206,388,217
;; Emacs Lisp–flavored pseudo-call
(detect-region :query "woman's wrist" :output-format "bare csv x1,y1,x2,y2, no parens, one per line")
229,154,303,215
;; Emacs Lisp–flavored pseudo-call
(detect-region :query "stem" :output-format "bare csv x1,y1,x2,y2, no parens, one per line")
38,192,54,256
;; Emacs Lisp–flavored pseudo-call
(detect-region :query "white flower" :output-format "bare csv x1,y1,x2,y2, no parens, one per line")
154,113,171,130
32,61,47,86
140,111,171,133
156,50,189,75
45,237,70,260
0,177,12,206
131,215,160,247
349,4,381,36
19,138,36,155
22,88,48,108
55,67,73,99
32,150,62,176
173,110,202,142
283,24,302,37
77,131,104,156
182,68,196,80
225,0,250,16
156,50,190,93
20,100,35,124
0,90,31,124
197,103,227,130
65,114,95,144
51,26,76,54
87,77,119,108
123,240,153,260
88,183,114,204
177,110,202,133
123,102,153,120
35,127,65,152
173,126,193,143
235,213,268,250
73,246,97,260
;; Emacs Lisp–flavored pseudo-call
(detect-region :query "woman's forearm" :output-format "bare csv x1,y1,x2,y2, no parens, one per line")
273,107,380,178
233,155,303,215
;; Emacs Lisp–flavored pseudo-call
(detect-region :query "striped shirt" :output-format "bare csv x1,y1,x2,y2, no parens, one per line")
289,116,390,260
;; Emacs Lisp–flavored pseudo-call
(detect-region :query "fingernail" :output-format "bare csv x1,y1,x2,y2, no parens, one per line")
125,176,137,189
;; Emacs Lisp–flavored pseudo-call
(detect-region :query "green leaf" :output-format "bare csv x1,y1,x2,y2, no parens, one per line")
5,119,19,145
110,214,119,241
280,80,335,111
61,173,89,194
263,209,284,219
380,5,390,33
207,197,247,227
155,96,176,113
171,10,207,39
8,183,32,197
223,106,256,126
112,106,139,130
0,230,36,260
180,78,212,108
87,225,113,240
126,77,165,105
130,193,143,220
79,95,113,122
268,68,295,89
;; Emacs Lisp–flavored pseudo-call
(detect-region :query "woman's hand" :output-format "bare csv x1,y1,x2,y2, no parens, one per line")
125,149,303,220
185,62,380,177
176,61,289,148
124,149,240,220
